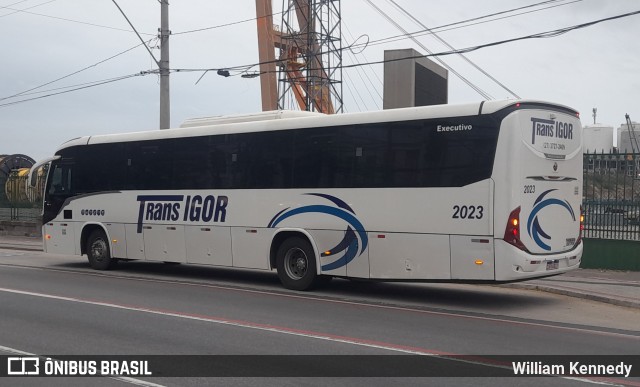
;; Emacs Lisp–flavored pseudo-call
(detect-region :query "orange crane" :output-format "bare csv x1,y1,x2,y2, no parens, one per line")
255,0,339,114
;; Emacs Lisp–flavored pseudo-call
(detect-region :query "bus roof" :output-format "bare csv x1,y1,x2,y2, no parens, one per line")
179,110,324,128
55,99,578,152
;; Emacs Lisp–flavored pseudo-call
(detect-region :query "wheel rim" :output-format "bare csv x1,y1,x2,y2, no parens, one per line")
91,238,108,262
283,247,308,280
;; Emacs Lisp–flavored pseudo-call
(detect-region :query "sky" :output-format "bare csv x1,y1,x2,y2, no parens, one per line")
1,0,639,161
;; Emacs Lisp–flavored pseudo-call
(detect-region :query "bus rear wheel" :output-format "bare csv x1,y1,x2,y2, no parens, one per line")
87,230,115,270
276,237,321,291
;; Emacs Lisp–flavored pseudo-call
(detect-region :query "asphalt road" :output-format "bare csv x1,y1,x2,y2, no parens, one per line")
0,249,639,387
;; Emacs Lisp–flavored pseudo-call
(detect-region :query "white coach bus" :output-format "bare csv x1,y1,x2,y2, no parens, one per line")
32,100,584,290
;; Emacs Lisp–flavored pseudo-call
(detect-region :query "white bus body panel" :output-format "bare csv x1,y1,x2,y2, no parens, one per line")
450,235,495,280
185,226,232,266
369,233,450,280
44,186,494,280
124,224,145,260
517,110,582,254
230,227,271,270
104,223,126,258
143,224,186,263
492,108,582,281
44,222,76,255
41,100,583,284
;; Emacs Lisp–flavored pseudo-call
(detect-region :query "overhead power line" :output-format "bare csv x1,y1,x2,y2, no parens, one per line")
0,72,151,108
0,0,155,35
173,9,640,78
385,0,520,99
341,9,640,70
111,0,160,67
0,39,155,102
3,8,638,109
0,0,56,18
364,0,494,100
170,0,566,39
0,0,31,11
361,0,584,50
172,9,283,36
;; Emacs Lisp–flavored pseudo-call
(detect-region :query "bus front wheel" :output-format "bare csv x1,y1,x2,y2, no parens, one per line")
86,230,115,270
276,237,320,291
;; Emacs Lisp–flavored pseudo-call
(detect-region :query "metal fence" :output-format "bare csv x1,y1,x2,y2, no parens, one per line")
583,152,640,241
0,169,44,222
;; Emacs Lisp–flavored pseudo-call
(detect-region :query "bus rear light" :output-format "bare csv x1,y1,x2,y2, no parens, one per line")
504,207,527,251
45,234,52,240
576,206,584,246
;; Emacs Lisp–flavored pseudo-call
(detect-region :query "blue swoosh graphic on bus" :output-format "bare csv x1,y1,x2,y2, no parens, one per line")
321,227,359,271
304,193,355,213
527,189,576,251
268,194,368,271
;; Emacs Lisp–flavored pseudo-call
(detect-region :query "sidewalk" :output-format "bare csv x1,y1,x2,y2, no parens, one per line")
0,235,638,309
0,234,43,251
503,268,640,309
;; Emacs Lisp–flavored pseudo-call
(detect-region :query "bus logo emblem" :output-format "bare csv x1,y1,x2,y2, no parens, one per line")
267,194,368,271
527,189,575,251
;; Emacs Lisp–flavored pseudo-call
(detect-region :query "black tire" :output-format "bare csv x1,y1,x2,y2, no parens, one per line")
86,229,115,270
276,237,322,291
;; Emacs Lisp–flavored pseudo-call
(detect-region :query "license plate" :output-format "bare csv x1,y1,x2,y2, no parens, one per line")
546,260,559,270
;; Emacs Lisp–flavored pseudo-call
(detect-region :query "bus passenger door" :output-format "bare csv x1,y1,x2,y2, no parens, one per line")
43,161,77,254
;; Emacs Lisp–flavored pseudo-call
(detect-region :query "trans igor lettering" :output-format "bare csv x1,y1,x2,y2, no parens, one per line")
136,194,228,232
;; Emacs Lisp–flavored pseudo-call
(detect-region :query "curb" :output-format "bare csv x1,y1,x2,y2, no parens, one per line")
504,283,640,310
0,243,43,252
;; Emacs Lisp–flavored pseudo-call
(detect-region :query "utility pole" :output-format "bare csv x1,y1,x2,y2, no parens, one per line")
111,0,170,129
159,0,170,129
255,0,278,111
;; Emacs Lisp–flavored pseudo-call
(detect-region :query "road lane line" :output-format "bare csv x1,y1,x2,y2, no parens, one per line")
1,262,638,341
0,286,450,356
0,286,629,385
